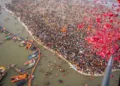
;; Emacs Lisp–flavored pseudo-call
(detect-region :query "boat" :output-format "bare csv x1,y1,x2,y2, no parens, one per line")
26,61,35,69
19,43,24,47
19,40,26,47
17,37,23,41
16,79,27,86
30,46,37,51
25,59,36,69
26,43,32,49
25,40,34,49
0,66,7,82
28,54,37,60
5,35,11,40
28,52,38,60
11,73,28,83
24,59,36,65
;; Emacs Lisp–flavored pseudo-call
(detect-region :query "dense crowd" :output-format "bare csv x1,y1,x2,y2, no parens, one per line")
5,0,120,75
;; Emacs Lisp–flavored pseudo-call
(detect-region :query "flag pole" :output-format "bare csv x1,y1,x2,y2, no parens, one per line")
102,56,113,86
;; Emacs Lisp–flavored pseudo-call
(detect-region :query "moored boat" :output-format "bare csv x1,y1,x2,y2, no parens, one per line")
0,66,7,82
11,73,28,83
28,51,38,60
25,59,36,69
26,62,35,69
16,79,27,86
24,59,36,65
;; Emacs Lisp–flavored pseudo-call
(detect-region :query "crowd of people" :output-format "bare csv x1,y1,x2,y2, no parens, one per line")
5,0,120,75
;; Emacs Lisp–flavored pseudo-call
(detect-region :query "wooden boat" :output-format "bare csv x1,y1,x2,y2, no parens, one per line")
19,40,27,47
0,72,6,81
26,43,32,49
28,51,38,60
25,59,36,69
26,62,35,69
5,35,11,40
24,59,36,65
28,54,37,60
11,73,28,83
0,67,7,82
16,79,27,86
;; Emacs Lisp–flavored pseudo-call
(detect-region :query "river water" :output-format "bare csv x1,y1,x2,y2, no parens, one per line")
0,1,120,86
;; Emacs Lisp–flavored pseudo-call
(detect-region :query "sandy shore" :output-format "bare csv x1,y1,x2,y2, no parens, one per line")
5,8,120,77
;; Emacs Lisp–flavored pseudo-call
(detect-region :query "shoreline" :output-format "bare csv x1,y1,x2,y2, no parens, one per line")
5,8,120,77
